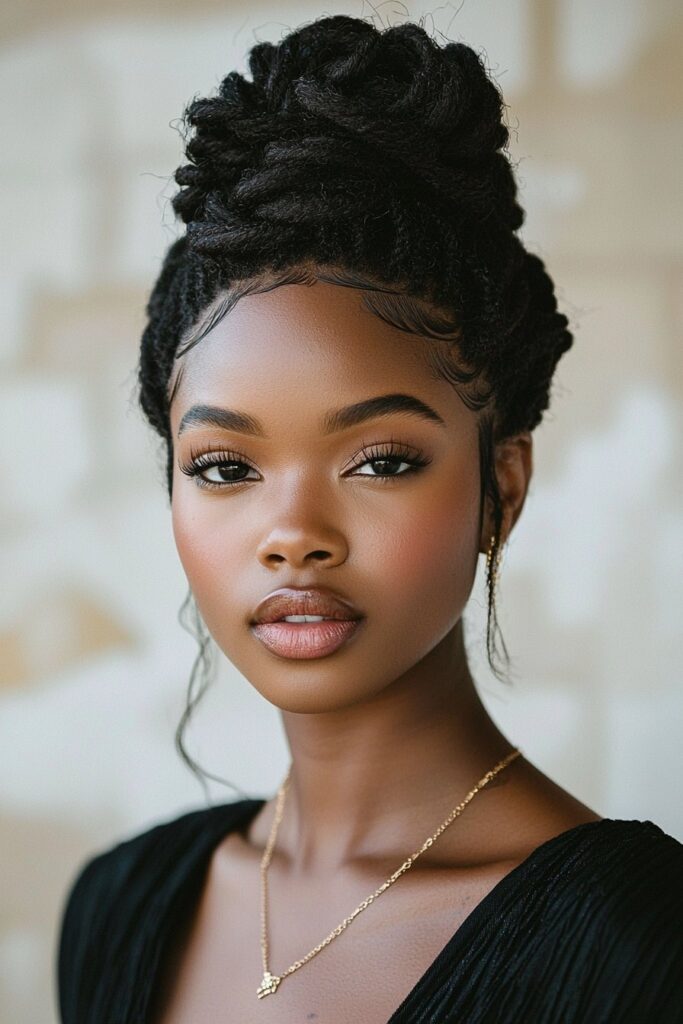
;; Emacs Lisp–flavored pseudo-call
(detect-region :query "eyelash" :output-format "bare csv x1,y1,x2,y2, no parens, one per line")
178,439,432,492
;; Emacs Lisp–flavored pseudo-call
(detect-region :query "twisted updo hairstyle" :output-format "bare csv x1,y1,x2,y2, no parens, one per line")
135,14,573,792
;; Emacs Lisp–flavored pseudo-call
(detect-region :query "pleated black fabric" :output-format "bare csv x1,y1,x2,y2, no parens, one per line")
56,798,683,1023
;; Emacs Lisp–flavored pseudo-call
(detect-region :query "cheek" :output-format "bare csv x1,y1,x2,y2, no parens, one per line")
363,469,481,638
171,487,244,619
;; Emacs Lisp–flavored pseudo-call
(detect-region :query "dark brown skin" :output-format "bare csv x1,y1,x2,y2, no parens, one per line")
152,279,601,1023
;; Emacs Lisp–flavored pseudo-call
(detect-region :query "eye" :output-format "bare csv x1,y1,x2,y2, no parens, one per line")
347,441,432,482
178,446,258,491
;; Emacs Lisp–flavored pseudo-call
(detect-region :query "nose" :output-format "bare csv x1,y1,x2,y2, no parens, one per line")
256,526,349,569
255,512,349,569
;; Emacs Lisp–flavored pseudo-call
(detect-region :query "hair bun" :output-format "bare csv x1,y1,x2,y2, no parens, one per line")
172,16,524,236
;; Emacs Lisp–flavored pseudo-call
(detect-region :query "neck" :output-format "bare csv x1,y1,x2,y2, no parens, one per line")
274,619,517,876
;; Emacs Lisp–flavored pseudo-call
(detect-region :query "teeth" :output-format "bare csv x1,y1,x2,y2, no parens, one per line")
282,615,328,623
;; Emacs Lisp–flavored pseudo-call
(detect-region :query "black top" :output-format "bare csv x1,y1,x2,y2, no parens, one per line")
56,798,683,1023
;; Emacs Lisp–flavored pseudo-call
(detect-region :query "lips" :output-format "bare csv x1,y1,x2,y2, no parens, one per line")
250,587,363,626
251,618,363,659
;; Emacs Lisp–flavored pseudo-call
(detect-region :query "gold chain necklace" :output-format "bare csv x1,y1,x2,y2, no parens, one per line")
257,747,521,998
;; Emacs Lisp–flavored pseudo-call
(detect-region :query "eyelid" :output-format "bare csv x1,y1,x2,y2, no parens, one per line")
179,436,424,466
347,435,426,467
186,442,253,467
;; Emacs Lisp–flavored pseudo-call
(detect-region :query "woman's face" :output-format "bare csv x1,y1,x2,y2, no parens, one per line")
169,279,485,714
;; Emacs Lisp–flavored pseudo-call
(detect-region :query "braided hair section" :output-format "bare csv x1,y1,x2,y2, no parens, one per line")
138,15,572,467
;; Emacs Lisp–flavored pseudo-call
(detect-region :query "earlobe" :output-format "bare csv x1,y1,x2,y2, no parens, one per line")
479,431,533,553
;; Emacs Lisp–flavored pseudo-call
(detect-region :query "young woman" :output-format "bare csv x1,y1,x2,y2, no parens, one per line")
56,14,682,1024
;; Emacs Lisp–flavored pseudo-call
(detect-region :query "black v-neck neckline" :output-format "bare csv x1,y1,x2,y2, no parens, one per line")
149,798,614,1023
384,814,609,1021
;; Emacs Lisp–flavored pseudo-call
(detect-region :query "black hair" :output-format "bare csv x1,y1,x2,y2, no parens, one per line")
135,14,573,797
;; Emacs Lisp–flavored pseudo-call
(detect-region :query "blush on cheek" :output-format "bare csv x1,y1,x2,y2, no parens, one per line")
171,500,220,603
385,479,480,637
401,525,473,622
171,497,250,646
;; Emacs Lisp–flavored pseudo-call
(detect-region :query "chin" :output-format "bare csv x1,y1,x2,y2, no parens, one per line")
263,682,378,716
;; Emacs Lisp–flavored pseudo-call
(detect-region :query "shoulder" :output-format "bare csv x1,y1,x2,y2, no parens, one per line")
58,799,246,936
56,797,263,1024
560,816,683,893
533,818,683,1021
579,818,683,944
535,816,683,924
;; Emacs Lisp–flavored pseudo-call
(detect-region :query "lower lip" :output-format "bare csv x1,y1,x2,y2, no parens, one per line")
250,619,363,659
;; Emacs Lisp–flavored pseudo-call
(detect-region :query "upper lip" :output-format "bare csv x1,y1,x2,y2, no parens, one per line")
250,587,364,625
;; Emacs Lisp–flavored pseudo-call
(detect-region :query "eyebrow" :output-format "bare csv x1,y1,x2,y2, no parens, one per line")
176,392,447,438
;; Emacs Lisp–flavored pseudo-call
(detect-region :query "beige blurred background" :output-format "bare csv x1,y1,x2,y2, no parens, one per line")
1,0,681,1020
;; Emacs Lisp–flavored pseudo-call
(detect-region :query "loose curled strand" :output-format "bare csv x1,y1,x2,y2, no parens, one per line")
176,590,254,802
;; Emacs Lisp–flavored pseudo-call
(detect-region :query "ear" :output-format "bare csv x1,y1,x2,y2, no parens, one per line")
479,431,533,553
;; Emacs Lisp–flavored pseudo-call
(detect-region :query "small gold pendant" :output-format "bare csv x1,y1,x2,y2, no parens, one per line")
257,971,281,998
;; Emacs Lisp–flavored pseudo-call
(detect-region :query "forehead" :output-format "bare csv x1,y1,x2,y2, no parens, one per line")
168,280,466,432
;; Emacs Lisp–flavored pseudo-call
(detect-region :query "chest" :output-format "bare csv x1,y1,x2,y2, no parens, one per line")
149,859,513,1024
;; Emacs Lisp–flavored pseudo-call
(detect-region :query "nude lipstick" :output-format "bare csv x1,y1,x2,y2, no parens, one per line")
250,587,364,660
